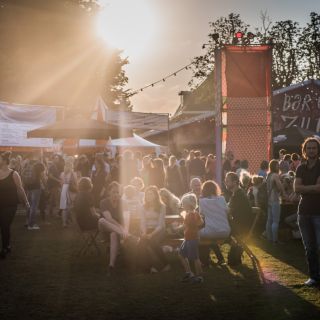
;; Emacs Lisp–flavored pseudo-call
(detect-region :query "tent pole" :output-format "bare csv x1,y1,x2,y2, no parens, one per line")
167,113,170,154
214,48,223,187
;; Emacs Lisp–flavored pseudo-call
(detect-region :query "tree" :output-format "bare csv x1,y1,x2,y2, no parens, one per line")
0,0,131,112
299,12,320,80
101,50,132,111
189,13,252,88
190,12,315,91
267,20,302,89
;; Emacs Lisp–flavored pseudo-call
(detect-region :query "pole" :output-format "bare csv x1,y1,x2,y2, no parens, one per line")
214,48,223,186
167,113,170,154
268,46,274,160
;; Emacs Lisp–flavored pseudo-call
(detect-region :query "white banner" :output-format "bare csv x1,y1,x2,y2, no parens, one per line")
91,96,169,131
0,102,57,147
104,110,169,131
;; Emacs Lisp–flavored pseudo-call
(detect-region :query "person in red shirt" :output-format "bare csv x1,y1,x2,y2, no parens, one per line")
179,193,204,283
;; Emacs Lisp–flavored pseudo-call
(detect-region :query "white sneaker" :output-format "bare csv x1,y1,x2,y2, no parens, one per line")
28,225,40,230
304,278,318,287
150,267,159,274
292,230,302,239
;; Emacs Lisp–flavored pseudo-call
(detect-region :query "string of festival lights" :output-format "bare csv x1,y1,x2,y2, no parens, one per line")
126,62,194,97
125,32,261,98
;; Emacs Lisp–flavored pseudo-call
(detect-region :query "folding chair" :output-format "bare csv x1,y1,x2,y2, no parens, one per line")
75,228,101,256
231,207,265,284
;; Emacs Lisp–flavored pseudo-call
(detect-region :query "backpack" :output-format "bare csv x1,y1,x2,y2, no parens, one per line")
257,181,268,213
22,161,35,187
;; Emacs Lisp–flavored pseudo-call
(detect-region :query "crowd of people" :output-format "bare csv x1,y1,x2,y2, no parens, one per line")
0,137,319,286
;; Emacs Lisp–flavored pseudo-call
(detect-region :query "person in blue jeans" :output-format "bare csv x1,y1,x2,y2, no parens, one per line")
26,162,45,230
294,137,320,287
265,159,287,244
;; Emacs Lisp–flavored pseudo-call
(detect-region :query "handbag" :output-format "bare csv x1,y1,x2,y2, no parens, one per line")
227,245,243,266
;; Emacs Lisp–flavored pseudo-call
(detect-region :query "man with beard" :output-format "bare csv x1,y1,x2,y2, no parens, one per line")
294,137,320,287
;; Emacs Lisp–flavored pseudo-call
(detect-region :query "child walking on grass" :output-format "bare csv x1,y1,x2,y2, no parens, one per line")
179,193,204,283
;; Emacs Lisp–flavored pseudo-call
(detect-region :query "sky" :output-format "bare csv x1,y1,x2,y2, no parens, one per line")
98,0,319,115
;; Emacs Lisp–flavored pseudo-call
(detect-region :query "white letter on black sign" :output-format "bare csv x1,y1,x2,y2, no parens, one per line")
281,115,299,128
283,94,291,112
292,95,302,111
301,94,311,111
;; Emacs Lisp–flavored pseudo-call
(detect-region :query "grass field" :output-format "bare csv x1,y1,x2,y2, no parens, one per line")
0,215,319,320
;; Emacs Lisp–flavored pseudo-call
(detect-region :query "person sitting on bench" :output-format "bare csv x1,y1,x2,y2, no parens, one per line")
199,180,231,266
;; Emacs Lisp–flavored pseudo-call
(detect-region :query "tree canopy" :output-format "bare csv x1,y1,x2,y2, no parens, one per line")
190,12,320,91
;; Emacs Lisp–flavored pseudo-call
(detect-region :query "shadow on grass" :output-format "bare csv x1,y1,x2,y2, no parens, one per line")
0,216,319,320
253,238,309,276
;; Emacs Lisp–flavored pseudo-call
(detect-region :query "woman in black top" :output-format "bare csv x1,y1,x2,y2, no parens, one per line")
179,159,189,195
166,156,183,197
74,177,100,231
149,158,166,189
0,152,29,259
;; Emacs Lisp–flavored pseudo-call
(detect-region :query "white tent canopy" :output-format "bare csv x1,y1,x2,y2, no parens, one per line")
107,134,162,156
78,134,160,148
109,133,159,147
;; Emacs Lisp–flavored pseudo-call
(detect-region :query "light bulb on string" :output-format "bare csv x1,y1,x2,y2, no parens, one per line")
128,62,194,97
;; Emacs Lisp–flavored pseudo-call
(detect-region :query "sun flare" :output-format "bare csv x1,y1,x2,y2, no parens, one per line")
96,0,157,57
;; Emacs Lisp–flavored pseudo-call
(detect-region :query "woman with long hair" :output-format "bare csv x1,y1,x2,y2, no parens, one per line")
0,152,29,259
140,185,170,272
266,159,286,244
149,158,166,189
159,188,181,215
60,156,78,228
74,177,100,232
